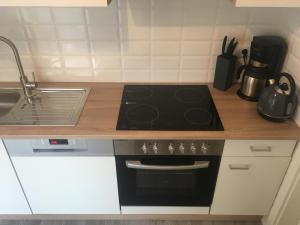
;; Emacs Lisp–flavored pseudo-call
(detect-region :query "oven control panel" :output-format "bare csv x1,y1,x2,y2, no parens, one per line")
114,140,224,156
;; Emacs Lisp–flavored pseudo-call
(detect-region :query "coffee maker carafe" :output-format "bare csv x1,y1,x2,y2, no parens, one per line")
237,36,287,101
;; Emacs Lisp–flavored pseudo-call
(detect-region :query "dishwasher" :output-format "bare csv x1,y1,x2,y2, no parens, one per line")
3,138,120,214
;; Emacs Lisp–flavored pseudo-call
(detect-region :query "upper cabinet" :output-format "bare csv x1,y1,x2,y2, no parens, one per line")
231,0,300,7
0,0,111,7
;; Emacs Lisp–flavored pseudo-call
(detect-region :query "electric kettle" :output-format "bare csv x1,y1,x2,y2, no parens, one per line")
257,73,298,122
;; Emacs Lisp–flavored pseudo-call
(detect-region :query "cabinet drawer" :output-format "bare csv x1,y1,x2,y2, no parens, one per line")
223,140,297,157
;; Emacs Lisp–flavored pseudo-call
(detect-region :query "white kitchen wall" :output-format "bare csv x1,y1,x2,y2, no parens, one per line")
0,0,295,83
278,8,300,126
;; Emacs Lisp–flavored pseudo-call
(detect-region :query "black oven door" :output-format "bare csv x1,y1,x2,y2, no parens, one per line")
115,155,220,207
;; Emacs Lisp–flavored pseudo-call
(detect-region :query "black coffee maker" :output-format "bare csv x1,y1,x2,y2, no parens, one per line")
237,36,287,101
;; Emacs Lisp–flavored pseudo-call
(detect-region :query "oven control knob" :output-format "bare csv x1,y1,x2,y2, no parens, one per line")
153,143,158,154
200,142,209,154
168,143,174,154
179,143,185,154
190,143,196,154
141,143,147,154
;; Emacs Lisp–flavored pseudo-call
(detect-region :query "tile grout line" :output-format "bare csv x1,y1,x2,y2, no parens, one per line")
178,0,185,82
82,7,96,80
117,0,125,82
207,1,220,83
49,7,66,79
17,7,38,81
149,0,153,82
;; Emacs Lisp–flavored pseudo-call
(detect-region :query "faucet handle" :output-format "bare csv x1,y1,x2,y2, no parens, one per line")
26,72,38,89
32,72,36,82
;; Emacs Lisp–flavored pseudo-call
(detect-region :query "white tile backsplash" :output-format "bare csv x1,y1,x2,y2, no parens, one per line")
26,25,57,40
151,70,179,82
88,26,119,41
29,41,60,55
91,41,120,55
124,70,150,82
181,56,210,69
151,42,180,56
123,41,150,56
60,41,90,55
0,26,26,40
0,41,29,54
63,56,91,68
94,70,122,82
183,26,214,41
32,56,62,69
123,56,150,69
21,8,52,25
52,8,85,25
0,0,298,85
56,25,87,40
92,56,121,69
182,41,211,56
152,56,180,69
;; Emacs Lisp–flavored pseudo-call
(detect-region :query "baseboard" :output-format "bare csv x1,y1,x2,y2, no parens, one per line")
0,214,262,221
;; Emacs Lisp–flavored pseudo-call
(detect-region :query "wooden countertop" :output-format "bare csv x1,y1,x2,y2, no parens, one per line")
0,82,299,140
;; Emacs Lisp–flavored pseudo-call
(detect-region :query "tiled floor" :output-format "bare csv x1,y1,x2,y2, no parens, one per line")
0,220,262,225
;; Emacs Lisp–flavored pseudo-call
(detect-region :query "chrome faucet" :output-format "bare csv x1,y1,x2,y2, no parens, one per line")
0,36,38,104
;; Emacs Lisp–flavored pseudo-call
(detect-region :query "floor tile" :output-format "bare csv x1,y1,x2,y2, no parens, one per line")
85,221,106,225
41,221,64,225
157,221,192,225
0,220,262,225
191,221,213,225
128,220,156,225
234,222,262,225
20,221,42,225
63,221,85,225
212,221,235,225
0,221,19,225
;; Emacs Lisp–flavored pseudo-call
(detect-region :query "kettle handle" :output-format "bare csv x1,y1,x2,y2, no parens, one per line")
236,65,246,80
280,73,296,97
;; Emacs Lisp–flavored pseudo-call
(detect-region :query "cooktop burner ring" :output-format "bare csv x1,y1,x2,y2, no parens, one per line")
184,107,212,126
125,104,159,124
174,87,205,104
124,86,153,101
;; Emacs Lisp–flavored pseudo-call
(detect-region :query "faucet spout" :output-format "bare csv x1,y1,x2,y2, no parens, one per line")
0,36,37,103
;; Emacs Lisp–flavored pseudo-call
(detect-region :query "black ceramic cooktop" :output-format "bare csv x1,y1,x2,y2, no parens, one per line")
116,85,224,131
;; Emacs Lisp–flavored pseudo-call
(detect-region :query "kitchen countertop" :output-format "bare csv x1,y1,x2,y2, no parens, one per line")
0,82,299,140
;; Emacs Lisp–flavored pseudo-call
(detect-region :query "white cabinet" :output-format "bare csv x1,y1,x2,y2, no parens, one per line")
0,0,111,7
211,140,296,215
211,157,290,215
0,140,31,214
11,156,120,214
231,0,300,7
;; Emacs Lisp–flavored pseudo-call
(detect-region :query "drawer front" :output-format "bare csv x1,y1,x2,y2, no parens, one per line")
223,140,297,157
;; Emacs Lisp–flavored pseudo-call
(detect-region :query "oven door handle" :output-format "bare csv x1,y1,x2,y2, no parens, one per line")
125,160,210,171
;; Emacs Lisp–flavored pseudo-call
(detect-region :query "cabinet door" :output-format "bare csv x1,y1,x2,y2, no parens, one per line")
11,156,120,214
0,140,31,214
211,157,290,215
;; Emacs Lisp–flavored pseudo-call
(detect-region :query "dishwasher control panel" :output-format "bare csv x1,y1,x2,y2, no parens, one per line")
33,139,87,150
4,139,114,157
49,139,69,145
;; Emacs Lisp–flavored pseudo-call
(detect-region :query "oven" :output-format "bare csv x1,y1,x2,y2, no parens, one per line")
114,140,224,214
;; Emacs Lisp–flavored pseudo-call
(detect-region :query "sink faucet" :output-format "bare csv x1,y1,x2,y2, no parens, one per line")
0,36,38,104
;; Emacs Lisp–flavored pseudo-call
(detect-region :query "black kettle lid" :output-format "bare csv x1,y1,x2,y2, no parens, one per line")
274,73,296,97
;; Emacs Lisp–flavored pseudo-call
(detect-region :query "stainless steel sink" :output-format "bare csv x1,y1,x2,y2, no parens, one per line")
0,90,21,118
0,88,90,126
